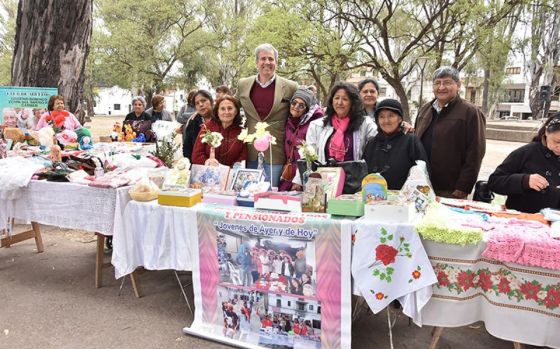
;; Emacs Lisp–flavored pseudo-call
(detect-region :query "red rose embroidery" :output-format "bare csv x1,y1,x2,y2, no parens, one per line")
520,282,541,302
375,244,398,266
498,277,511,294
477,271,492,292
457,271,475,291
544,287,560,309
412,270,421,280
437,271,450,287
375,292,385,300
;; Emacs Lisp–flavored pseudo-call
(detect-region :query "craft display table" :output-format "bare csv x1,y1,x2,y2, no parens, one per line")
0,180,130,287
112,200,560,348
421,240,560,349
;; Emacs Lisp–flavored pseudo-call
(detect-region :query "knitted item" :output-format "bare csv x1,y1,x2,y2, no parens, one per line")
482,218,560,271
416,203,484,245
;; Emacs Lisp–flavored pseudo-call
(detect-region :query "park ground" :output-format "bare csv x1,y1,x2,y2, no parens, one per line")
0,116,547,349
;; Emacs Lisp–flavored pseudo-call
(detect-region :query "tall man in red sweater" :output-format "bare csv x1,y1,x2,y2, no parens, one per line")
237,43,298,187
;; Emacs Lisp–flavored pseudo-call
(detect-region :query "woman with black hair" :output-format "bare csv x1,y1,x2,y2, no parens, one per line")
182,90,214,161
488,113,560,213
306,81,377,163
191,95,247,167
358,78,381,119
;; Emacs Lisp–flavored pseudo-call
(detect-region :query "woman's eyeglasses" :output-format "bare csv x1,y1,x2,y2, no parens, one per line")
291,101,306,110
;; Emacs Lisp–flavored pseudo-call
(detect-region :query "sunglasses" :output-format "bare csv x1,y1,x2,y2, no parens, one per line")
290,101,306,110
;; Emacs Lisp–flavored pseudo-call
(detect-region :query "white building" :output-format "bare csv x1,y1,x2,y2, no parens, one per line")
93,86,133,116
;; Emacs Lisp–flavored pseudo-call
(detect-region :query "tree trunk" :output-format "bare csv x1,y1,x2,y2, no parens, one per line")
11,0,93,124
481,69,490,115
390,82,411,123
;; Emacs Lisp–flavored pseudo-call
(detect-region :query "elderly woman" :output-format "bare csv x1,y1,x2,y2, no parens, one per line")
145,94,173,122
359,79,380,119
2,109,18,127
123,96,151,122
35,95,81,131
183,90,214,161
279,88,324,191
488,113,560,213
191,95,247,167
306,81,377,163
362,99,428,190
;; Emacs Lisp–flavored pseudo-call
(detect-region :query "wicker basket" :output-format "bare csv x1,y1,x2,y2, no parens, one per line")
129,189,158,202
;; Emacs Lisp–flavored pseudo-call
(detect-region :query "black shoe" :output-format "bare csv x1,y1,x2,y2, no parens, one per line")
104,236,113,254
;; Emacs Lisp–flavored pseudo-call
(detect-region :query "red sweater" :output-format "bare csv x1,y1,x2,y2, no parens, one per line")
191,119,248,167
250,80,276,120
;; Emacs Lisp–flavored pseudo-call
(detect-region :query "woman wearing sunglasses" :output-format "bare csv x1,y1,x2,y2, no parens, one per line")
279,88,324,191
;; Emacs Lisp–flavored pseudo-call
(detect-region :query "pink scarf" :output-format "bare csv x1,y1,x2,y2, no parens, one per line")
329,114,350,161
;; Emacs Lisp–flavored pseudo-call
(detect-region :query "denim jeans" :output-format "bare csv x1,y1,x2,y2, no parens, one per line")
246,160,283,188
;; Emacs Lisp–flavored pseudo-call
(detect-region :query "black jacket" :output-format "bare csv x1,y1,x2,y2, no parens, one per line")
488,141,560,213
182,113,204,160
362,131,429,190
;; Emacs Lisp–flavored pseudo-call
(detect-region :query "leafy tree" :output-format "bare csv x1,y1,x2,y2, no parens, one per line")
0,0,17,85
525,0,560,119
94,0,215,105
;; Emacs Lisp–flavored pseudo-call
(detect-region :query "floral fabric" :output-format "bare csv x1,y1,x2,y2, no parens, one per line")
352,221,436,325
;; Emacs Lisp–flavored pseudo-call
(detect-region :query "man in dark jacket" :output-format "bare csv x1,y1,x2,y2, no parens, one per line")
414,66,486,198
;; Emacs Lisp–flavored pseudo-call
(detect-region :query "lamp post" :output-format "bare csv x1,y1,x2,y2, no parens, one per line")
417,56,429,108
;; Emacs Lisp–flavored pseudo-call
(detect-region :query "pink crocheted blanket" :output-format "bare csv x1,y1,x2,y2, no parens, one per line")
482,218,560,271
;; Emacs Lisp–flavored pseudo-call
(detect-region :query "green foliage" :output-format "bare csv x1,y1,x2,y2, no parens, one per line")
92,0,217,94
0,0,17,85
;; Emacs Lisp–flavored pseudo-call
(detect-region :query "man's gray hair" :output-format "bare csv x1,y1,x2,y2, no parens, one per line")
255,43,278,61
433,66,460,82
131,96,147,108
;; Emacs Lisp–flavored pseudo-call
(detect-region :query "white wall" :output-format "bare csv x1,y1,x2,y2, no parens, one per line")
94,86,133,116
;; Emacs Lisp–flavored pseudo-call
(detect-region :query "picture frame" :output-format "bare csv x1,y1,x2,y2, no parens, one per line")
190,164,230,193
228,168,264,192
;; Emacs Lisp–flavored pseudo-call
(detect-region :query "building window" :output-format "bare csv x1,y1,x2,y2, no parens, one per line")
504,89,525,103
470,90,476,104
379,88,387,97
317,306,321,314
360,70,366,77
287,301,291,307
298,303,305,311
114,104,121,111
309,305,314,311
505,67,521,74
552,86,560,101
276,299,281,307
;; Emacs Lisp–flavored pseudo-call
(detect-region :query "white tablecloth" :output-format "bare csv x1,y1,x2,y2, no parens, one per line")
0,180,130,235
421,240,560,349
111,200,198,279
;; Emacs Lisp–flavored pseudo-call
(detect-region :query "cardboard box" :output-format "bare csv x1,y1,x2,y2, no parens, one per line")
327,194,364,217
364,201,416,223
158,189,202,207
254,192,302,212
202,193,238,206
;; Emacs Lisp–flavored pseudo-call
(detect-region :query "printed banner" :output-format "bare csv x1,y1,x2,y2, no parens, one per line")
185,205,352,349
0,86,58,125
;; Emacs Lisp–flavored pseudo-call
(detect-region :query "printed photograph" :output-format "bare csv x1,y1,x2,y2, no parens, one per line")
228,168,263,192
216,286,321,349
217,231,317,298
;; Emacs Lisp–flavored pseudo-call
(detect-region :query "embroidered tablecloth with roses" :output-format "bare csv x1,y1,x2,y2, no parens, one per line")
352,221,436,324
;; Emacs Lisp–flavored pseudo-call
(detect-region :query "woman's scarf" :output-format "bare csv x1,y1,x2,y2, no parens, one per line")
329,114,350,161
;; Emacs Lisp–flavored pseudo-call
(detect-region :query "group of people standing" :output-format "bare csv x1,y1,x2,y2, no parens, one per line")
171,43,486,200
123,42,558,213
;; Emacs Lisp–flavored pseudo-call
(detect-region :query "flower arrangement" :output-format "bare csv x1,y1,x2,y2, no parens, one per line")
200,126,224,149
297,141,318,162
44,110,69,133
238,121,276,152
